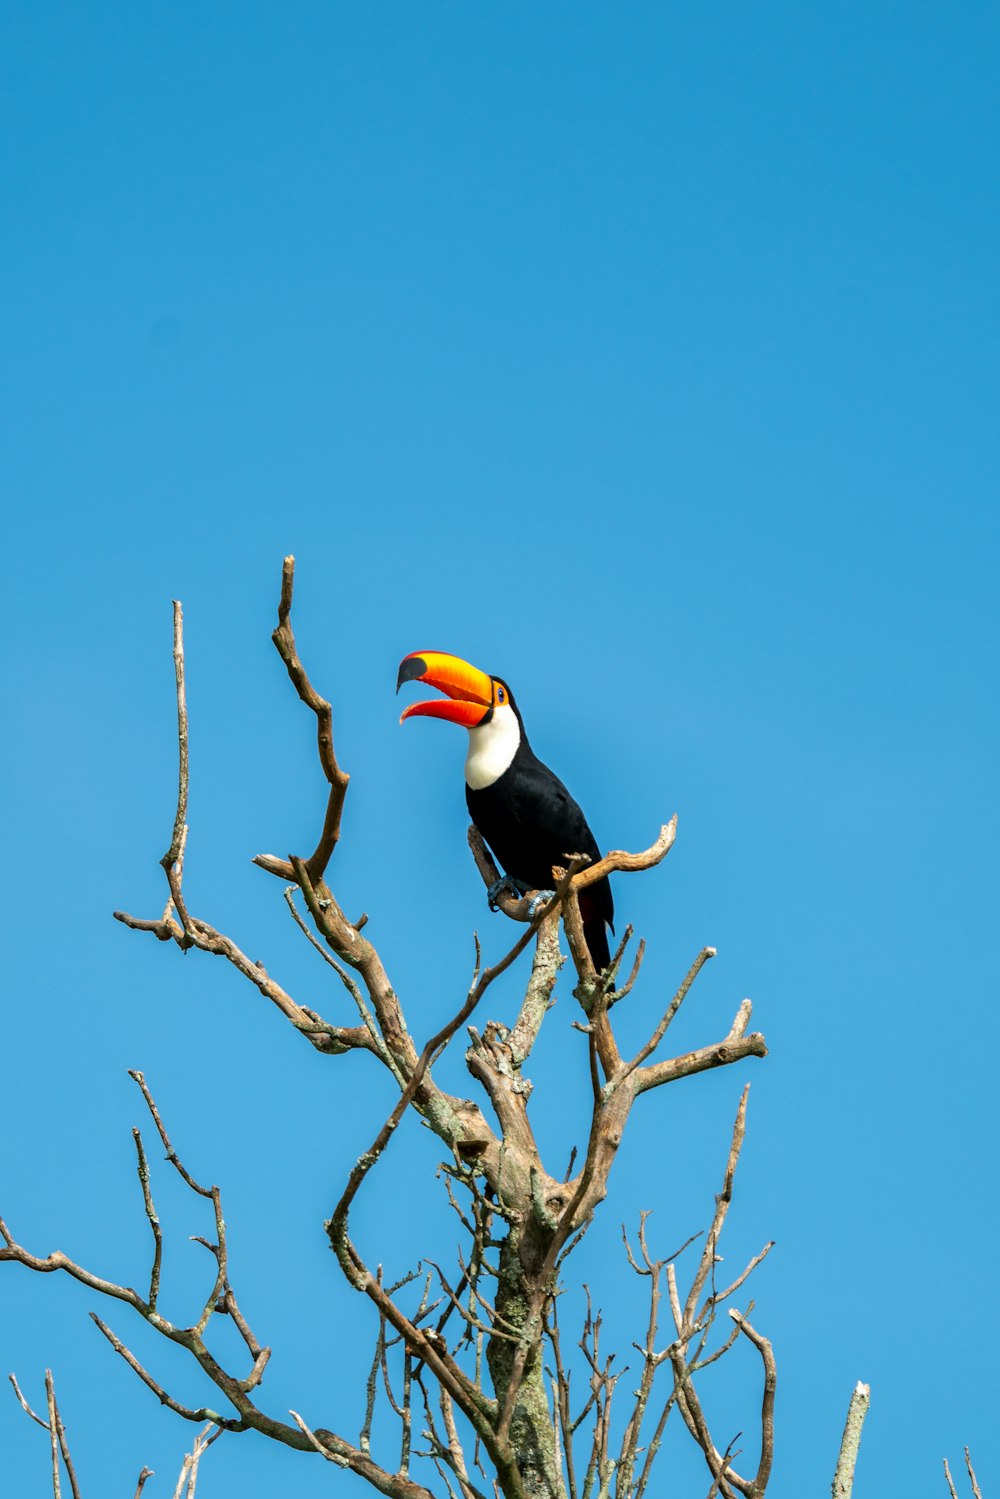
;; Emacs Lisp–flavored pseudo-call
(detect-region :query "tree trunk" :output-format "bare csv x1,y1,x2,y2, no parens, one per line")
488,1231,567,1499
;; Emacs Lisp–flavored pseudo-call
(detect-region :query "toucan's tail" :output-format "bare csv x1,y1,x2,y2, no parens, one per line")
580,887,612,972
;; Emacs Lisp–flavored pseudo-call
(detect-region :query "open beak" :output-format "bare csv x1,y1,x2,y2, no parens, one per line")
396,651,494,727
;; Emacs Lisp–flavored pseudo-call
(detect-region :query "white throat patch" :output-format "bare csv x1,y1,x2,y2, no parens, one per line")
464,704,521,790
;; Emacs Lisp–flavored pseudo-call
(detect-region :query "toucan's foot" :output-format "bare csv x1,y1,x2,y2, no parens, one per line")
487,876,528,912
527,889,556,919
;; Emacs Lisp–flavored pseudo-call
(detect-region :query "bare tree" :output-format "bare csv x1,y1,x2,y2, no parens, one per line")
3,557,784,1497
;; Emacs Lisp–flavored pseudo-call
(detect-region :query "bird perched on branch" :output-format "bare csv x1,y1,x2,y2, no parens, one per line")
397,651,614,970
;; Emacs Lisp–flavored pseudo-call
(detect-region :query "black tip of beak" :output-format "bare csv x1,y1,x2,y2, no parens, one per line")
396,655,428,693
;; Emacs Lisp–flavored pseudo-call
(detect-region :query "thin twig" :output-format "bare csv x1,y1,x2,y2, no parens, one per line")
47,1371,82,1499
176,1424,221,1499
684,1087,749,1332
9,1372,48,1428
705,1435,742,1499
270,556,350,883
90,1316,236,1430
132,1129,163,1309
290,1410,350,1467
965,1449,983,1499
161,600,189,876
129,1071,212,1197
282,885,400,1077
619,947,716,1084
44,1370,62,1499
606,933,646,1008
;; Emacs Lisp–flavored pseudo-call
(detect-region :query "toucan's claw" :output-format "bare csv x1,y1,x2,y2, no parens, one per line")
487,876,528,912
527,889,556,919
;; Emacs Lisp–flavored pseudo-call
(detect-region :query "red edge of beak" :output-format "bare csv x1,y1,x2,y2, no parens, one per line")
399,699,489,726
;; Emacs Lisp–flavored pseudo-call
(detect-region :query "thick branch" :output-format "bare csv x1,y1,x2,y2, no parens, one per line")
506,912,565,1066
634,1007,766,1096
832,1382,870,1499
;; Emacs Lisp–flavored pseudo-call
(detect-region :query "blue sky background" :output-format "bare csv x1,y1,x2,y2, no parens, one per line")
2,3,997,1494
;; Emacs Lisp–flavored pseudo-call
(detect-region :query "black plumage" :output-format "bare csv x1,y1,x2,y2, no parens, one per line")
466,699,614,970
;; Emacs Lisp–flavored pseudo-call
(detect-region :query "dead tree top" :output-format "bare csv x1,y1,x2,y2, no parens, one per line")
4,556,770,1499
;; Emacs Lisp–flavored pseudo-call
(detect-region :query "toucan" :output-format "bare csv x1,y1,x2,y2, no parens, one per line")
397,651,614,971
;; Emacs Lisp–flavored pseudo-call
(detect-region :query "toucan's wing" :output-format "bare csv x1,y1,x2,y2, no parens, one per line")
505,755,614,930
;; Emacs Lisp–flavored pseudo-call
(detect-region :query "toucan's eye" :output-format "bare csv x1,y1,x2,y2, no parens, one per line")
496,686,506,704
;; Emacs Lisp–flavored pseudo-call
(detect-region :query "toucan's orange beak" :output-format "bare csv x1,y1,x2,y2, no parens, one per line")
396,651,494,727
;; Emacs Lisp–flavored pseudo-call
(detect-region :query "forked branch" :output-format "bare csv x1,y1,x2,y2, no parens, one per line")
8,1370,81,1499
9,1366,223,1499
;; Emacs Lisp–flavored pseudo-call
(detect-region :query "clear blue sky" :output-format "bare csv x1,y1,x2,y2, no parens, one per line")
2,3,997,1494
